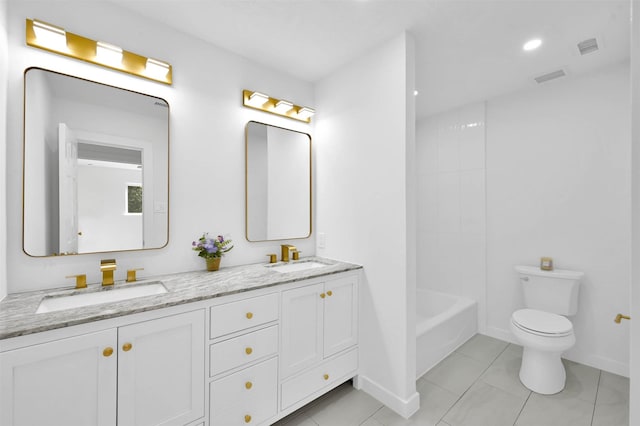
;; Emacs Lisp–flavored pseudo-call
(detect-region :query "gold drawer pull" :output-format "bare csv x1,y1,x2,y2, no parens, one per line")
323,373,329,380
122,343,133,352
327,291,333,296
245,347,253,355
246,312,253,319
320,293,326,299
103,347,114,357
244,414,252,423
245,381,252,390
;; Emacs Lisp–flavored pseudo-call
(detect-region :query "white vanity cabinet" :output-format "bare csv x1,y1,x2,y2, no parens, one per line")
0,309,205,426
280,274,358,411
0,329,118,426
0,266,361,426
208,293,280,426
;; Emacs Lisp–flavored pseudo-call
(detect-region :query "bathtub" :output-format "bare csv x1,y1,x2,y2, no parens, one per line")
416,289,478,379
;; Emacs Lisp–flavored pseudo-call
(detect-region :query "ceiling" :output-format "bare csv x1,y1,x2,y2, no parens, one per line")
112,0,631,118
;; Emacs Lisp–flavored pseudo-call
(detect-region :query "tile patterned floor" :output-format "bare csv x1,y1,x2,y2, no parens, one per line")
273,334,630,426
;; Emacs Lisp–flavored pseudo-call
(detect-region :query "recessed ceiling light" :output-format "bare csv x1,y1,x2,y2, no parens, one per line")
413,90,419,96
523,39,542,51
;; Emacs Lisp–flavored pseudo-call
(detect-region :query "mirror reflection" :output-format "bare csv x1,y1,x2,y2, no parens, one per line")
23,68,169,256
245,121,311,241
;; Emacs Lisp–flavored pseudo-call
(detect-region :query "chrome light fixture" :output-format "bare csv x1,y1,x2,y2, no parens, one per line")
242,90,315,123
26,19,173,85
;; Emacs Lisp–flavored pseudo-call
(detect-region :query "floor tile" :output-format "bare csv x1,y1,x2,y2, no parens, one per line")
273,412,319,426
424,352,487,396
596,371,629,405
305,382,383,426
442,381,527,426
479,343,530,399
592,371,630,426
372,380,459,426
272,336,629,426
454,334,509,366
515,392,594,426
360,417,384,426
561,359,601,403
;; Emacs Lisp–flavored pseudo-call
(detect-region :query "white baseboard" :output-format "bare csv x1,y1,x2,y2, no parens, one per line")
357,375,420,419
484,326,630,377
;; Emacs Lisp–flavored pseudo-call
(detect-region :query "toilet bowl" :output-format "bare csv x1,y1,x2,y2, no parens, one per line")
510,308,575,394
511,265,583,394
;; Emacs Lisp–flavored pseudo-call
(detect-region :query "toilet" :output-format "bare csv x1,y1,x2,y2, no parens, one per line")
510,265,584,395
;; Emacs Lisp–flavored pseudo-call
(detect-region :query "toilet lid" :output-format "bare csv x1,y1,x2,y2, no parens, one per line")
512,309,573,336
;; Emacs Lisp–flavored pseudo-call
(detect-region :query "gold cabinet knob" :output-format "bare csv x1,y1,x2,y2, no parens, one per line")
122,342,133,352
244,414,252,423
327,291,333,296
323,373,329,380
246,312,253,319
245,381,253,390
320,293,326,299
245,347,253,355
103,347,114,357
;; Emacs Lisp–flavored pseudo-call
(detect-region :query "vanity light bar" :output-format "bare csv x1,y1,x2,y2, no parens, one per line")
242,89,315,123
26,19,173,85
95,41,123,66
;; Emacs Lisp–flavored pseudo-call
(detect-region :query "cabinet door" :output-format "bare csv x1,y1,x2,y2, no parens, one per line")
0,329,118,426
324,276,358,357
117,309,205,426
280,283,324,378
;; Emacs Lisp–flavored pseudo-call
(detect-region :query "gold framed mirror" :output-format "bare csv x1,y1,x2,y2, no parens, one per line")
245,121,311,241
23,68,170,256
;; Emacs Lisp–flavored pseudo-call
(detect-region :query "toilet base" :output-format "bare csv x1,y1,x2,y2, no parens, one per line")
519,347,566,394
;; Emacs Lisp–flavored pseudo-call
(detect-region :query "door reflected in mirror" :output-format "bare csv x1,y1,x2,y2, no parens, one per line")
245,121,311,241
23,68,169,256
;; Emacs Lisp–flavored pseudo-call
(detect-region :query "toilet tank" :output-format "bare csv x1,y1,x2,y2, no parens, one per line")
514,265,584,316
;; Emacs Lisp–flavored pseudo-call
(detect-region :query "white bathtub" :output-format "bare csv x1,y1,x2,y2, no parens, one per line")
416,289,478,379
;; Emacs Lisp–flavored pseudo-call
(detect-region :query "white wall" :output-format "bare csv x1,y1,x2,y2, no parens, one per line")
316,33,419,417
0,0,8,300
267,126,310,239
23,70,55,255
416,102,487,332
630,0,639,422
5,1,315,292
486,63,631,376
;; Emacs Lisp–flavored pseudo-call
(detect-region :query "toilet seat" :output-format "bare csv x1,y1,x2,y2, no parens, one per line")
512,309,573,337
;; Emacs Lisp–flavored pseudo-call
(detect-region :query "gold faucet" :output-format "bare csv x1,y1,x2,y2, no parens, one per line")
100,259,117,286
281,245,297,262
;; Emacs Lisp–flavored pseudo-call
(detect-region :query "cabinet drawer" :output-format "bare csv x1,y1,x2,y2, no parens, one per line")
210,325,278,376
210,357,278,426
281,348,358,410
210,293,279,339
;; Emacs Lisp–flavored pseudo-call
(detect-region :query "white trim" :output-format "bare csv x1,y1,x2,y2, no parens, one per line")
357,374,420,419
485,326,629,377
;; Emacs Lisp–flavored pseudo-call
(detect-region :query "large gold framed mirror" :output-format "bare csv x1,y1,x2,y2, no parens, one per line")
23,68,170,256
245,121,311,241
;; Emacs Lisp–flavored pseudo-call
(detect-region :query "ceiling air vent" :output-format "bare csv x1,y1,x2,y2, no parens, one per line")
534,69,566,84
577,38,599,55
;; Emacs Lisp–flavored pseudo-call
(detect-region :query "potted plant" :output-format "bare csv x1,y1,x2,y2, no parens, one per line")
192,233,233,271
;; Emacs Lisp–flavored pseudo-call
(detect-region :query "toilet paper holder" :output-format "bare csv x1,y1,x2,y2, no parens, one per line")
614,313,631,323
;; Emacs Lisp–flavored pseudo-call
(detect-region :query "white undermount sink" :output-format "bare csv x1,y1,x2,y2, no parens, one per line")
267,261,329,273
36,282,168,314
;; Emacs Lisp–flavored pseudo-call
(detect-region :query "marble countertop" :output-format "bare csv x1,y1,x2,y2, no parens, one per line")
0,257,362,340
